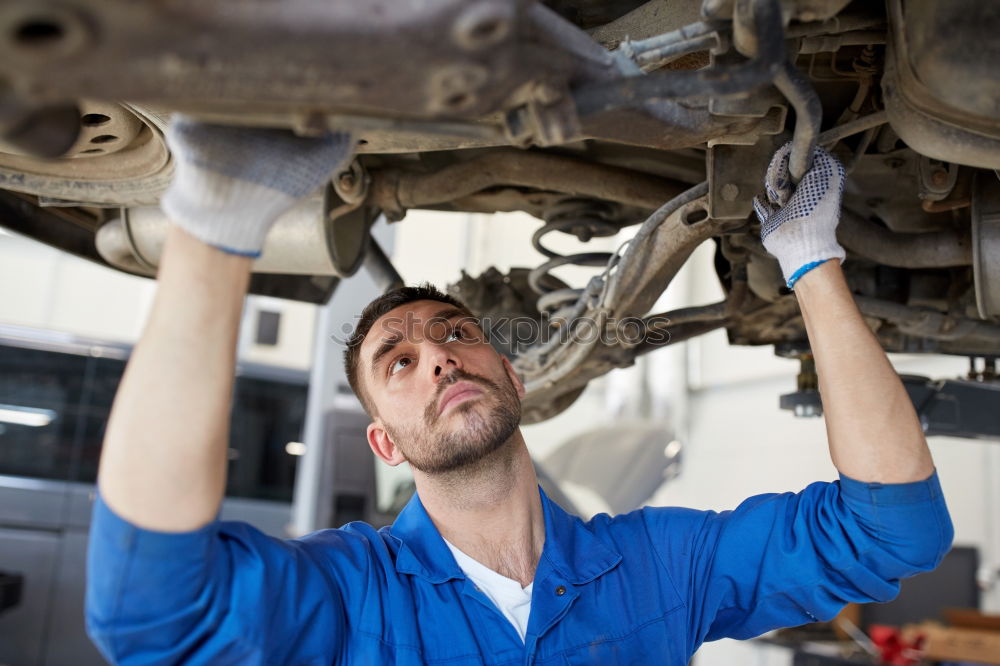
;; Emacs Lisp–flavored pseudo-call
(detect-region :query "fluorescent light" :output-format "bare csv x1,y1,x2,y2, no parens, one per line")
285,441,307,456
0,404,56,427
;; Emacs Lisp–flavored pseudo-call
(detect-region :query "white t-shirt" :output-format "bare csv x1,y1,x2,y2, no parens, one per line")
444,539,533,642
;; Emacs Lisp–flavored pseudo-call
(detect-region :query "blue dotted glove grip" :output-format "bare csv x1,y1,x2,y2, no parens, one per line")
753,143,846,290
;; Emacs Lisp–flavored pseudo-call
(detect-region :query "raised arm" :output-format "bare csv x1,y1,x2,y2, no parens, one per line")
753,144,934,483
98,226,252,530
88,119,358,662
794,261,933,482
97,117,354,531
639,148,951,655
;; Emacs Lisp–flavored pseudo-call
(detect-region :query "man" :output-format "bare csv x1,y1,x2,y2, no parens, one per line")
86,118,952,665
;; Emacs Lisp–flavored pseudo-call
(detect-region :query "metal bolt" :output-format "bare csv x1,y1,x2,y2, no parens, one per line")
429,65,487,113
453,4,512,51
338,172,356,189
720,183,740,202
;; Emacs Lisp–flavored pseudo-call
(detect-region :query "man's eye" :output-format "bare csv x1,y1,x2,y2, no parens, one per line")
389,356,411,375
446,328,464,342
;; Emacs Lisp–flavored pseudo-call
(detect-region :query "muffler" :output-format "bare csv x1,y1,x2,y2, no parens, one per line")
96,195,357,277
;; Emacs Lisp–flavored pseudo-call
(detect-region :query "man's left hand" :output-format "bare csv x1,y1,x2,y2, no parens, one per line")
753,143,846,290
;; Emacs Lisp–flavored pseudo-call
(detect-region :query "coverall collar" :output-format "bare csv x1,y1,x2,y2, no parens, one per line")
390,485,622,585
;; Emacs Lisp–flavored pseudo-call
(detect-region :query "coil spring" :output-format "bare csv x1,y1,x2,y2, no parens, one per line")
528,202,622,316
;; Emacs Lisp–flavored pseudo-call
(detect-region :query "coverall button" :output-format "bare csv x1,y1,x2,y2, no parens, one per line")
555,585,566,596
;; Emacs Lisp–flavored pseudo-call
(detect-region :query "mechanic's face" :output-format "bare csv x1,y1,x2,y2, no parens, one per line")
362,300,525,475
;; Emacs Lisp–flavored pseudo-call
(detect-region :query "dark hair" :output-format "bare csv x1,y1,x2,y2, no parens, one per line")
343,283,476,418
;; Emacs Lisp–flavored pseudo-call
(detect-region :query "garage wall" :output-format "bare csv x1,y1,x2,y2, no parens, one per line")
0,228,317,369
657,357,1000,664
392,208,621,294
0,228,156,342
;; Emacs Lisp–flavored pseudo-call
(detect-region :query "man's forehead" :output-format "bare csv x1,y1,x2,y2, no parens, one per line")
359,300,468,358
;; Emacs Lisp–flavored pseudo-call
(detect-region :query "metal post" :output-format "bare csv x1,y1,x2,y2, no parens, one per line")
291,219,397,536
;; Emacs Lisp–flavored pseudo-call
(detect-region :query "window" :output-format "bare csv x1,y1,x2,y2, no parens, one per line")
0,339,307,503
255,310,281,346
227,374,306,502
0,345,88,482
74,356,128,485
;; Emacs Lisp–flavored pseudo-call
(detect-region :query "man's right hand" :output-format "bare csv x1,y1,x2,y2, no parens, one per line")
98,117,353,532
161,116,355,257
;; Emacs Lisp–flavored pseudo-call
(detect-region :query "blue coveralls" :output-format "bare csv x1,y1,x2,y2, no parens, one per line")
86,472,952,665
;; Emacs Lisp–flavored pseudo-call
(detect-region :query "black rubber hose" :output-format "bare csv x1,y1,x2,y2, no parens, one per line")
773,61,823,181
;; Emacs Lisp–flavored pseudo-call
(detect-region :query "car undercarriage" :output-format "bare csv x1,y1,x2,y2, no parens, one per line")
0,0,998,424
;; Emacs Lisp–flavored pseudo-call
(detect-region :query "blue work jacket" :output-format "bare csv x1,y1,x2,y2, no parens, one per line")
86,471,952,665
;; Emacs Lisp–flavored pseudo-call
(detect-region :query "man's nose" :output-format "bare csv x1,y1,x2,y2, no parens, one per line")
427,344,460,378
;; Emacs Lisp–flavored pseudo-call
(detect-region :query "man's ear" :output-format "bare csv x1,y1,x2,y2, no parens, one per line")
367,421,407,467
500,355,526,400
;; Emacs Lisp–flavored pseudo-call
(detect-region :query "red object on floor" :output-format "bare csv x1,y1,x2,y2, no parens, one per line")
869,624,925,665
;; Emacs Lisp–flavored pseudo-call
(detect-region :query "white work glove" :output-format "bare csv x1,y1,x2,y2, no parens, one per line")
160,115,354,257
752,143,846,290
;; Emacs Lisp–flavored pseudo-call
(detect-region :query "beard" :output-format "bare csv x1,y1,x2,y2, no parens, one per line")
385,368,522,475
